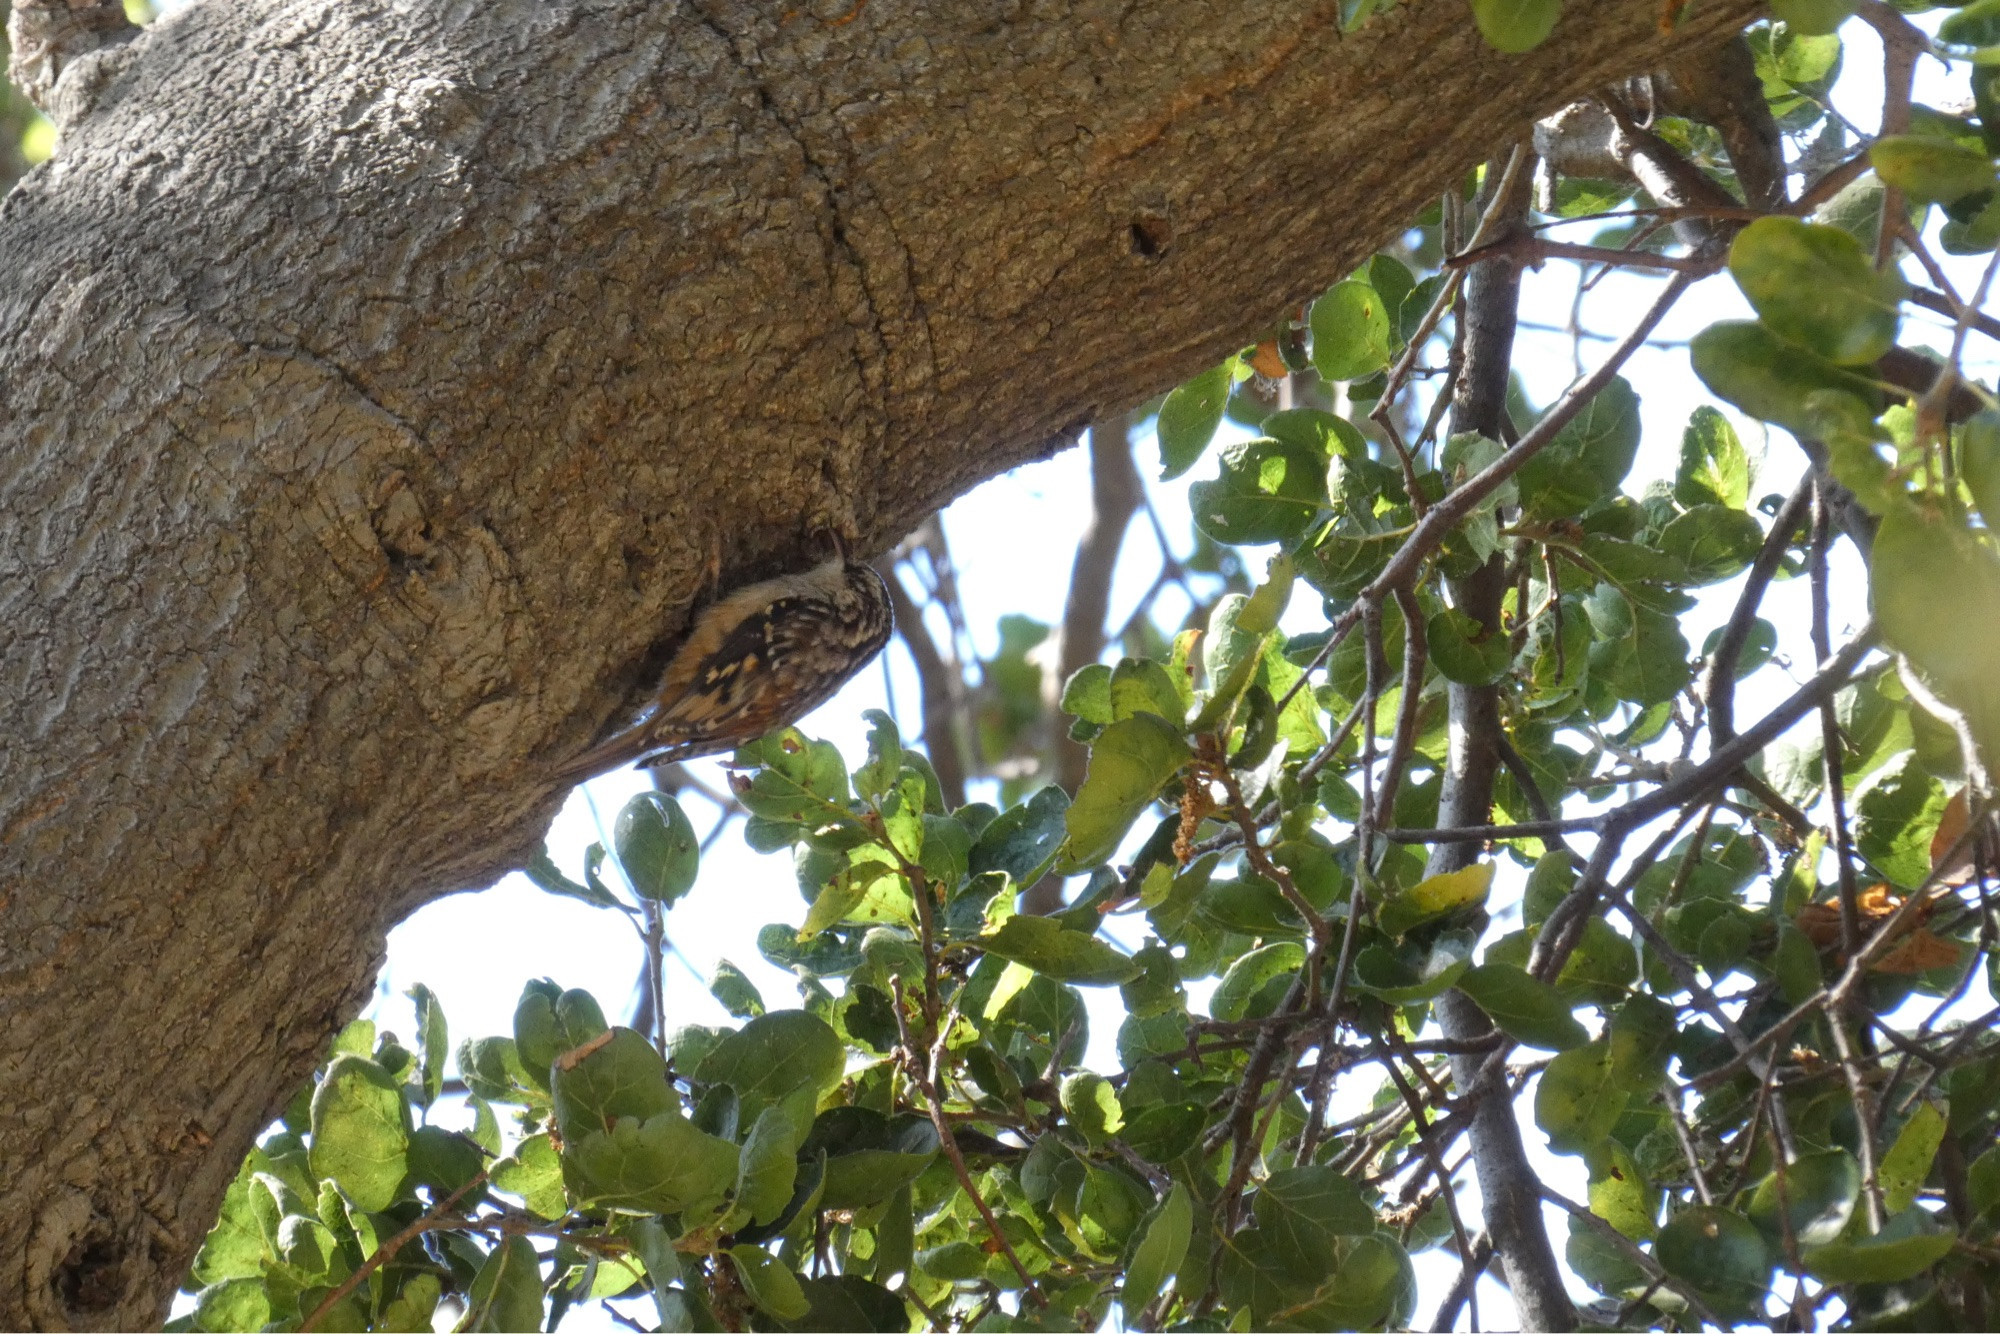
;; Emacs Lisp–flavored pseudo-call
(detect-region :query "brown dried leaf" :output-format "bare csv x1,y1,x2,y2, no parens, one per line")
1248,340,1288,380
1791,884,1950,973
1930,789,1977,887
1869,928,1965,975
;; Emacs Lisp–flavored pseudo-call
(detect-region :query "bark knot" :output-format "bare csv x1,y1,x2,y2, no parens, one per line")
26,1189,129,1330
6,0,136,121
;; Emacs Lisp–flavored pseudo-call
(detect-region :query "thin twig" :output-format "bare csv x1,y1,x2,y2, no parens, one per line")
300,1171,491,1333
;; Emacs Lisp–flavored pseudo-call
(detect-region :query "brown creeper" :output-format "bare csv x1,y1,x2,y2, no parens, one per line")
556,544,895,780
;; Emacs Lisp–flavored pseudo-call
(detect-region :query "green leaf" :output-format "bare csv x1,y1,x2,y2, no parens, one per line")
406,1124,484,1202
800,858,902,939
1203,590,1275,694
1310,280,1392,381
566,1110,741,1216
1060,713,1191,871
1656,1206,1771,1320
1873,506,2000,769
1880,1100,1947,1214
1729,217,1906,366
1772,0,1856,35
872,1185,915,1286
615,792,700,904
1660,504,1764,585
403,984,448,1111
1264,407,1368,466
1942,0,2000,51
1804,1208,1958,1284
854,709,903,800
309,1055,409,1213
490,1133,568,1220
695,1011,846,1124
736,1106,804,1228
1702,618,1777,681
1587,602,1694,706
1111,656,1187,724
1297,514,1403,600
1853,752,1949,890
1747,1148,1860,1246
1428,608,1512,686
1871,134,1998,205
378,1273,441,1333
738,731,852,824
708,959,766,1020
1254,1167,1377,1272
1377,862,1493,936
1196,872,1310,938
971,785,1070,884
1515,375,1642,519
457,1036,532,1105
515,983,607,1095
800,1108,941,1209
1190,436,1330,545
761,1276,906,1332
1608,993,1675,1087
1119,940,1184,1018
1160,361,1236,481
1456,963,1588,1051
190,1163,270,1285
1212,942,1306,1021
1690,320,1881,438
1960,411,2000,527
980,915,1139,985
1123,1182,1192,1319
1061,662,1113,725
1554,916,1637,1006
1536,1040,1630,1155
1351,930,1476,1004
549,1027,676,1144
464,1236,544,1333
1061,1072,1125,1144
192,1279,271,1333
523,845,624,909
1220,1227,1414,1331
1524,849,1577,929
1677,406,1753,510
1586,1141,1660,1241
729,1246,812,1321
1468,0,1561,52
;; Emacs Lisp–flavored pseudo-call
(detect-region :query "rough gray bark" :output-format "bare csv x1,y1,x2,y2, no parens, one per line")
0,0,1762,1324
1427,157,1578,1332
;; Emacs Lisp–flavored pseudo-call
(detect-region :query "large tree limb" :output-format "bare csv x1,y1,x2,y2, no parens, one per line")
0,0,1764,1323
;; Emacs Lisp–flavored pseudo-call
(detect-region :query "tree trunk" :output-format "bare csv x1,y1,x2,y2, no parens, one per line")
0,0,1759,1323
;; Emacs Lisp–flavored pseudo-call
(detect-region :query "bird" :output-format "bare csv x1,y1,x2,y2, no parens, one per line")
555,536,895,781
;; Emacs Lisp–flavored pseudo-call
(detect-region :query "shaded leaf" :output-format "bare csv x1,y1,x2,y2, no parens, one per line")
1656,1206,1771,1320
566,1110,740,1216
1804,1208,1958,1284
1159,361,1235,481
1190,436,1331,546
1060,713,1191,871
1456,963,1588,1051
1747,1148,1859,1247
1729,217,1905,365
1123,1182,1192,1319
615,792,700,904
695,1011,846,1124
980,915,1139,986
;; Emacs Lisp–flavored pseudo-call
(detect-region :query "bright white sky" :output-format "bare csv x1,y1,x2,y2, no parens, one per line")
338,15,2000,1330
